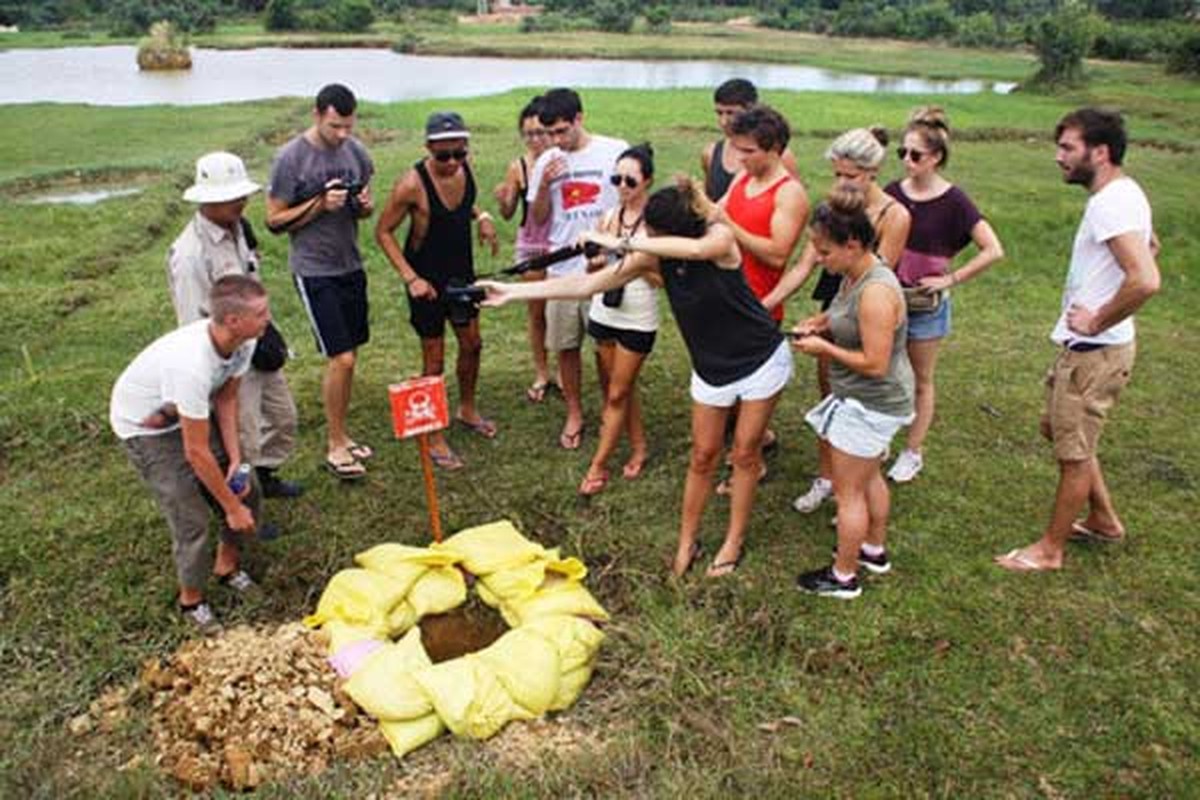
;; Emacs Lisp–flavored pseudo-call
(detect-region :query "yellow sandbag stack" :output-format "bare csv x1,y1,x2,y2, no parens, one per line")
303,520,607,759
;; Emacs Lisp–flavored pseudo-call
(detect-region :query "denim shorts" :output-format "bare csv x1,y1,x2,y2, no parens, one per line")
805,394,914,459
907,293,952,341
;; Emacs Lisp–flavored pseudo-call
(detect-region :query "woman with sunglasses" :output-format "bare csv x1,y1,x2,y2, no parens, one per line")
883,107,1004,483
762,127,911,515
791,189,914,599
577,143,660,495
479,179,791,578
494,97,557,403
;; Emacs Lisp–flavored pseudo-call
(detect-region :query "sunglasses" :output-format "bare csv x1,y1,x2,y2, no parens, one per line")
897,147,930,163
609,174,640,189
433,149,469,163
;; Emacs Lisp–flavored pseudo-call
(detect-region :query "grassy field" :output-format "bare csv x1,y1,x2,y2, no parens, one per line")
1,67,1199,798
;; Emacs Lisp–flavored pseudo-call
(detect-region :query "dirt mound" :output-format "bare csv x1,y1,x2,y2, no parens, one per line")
139,622,387,791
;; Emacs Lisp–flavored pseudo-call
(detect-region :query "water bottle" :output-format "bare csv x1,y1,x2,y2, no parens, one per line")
228,463,252,495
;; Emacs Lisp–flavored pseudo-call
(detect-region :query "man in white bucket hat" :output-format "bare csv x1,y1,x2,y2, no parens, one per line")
167,151,302,507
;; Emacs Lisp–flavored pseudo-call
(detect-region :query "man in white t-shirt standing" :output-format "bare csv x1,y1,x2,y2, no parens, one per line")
997,108,1160,573
111,276,271,634
527,88,627,449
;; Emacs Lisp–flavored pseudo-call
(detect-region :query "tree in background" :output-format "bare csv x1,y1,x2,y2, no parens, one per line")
1028,0,1100,86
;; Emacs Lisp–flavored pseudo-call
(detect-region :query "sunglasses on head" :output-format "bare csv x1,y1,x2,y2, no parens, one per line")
609,174,639,189
433,149,469,163
897,147,929,163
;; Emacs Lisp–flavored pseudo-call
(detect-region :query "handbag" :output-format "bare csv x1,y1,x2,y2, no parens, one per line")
251,320,288,371
902,286,943,314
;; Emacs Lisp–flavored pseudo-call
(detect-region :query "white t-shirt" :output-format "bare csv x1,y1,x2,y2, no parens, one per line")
1051,176,1152,346
110,320,255,440
526,134,628,277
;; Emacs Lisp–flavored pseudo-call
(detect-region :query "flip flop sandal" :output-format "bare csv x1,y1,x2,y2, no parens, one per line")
325,456,366,481
706,551,745,578
455,416,498,439
526,381,551,403
622,457,648,480
578,469,609,497
559,426,584,450
347,442,374,461
430,448,465,471
994,548,1059,572
1069,522,1125,544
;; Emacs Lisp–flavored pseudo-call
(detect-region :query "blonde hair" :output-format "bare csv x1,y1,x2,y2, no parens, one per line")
825,126,889,171
905,106,951,167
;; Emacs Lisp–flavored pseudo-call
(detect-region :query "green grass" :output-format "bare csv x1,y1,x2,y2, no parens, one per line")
1,74,1198,797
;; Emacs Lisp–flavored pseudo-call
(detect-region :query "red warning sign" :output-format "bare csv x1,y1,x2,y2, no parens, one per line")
388,376,450,439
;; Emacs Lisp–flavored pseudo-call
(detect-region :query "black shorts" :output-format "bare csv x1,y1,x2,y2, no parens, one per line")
408,290,478,340
587,318,656,355
294,270,370,357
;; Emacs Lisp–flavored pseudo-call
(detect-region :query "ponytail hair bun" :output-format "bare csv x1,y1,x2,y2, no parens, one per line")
810,187,876,250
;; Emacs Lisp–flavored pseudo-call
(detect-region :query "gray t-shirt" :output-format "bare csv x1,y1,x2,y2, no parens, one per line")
268,134,374,278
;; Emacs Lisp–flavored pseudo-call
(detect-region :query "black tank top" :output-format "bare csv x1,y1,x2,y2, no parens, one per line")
661,257,783,386
404,160,476,285
705,140,737,201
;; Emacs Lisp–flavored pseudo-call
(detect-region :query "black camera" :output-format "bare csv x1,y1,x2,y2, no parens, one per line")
327,180,365,214
444,282,485,326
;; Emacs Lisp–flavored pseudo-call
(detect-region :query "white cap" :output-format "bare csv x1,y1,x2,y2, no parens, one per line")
182,151,260,203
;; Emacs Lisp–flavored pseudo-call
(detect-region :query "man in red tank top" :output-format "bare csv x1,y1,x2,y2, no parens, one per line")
715,105,808,324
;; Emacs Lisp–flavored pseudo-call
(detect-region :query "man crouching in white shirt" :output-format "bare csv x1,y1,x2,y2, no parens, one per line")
111,276,272,633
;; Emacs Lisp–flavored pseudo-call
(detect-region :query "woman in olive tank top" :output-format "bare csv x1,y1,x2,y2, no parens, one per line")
479,180,790,579
791,190,914,599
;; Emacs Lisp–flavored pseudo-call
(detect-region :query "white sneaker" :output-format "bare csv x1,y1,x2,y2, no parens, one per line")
792,478,833,514
888,449,924,483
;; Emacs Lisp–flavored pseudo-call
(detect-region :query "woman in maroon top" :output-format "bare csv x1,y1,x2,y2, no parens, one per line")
883,107,1004,483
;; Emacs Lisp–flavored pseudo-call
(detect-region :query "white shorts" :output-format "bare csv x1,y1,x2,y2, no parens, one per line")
805,394,914,459
690,340,793,408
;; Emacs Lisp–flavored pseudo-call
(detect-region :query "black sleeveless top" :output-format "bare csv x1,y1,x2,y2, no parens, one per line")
403,160,476,286
660,257,783,386
705,140,737,201
518,157,530,228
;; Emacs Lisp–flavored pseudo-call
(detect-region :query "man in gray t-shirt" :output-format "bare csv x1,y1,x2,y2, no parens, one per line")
266,83,376,480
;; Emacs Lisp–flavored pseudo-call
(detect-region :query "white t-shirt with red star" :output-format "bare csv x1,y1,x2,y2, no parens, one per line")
527,134,628,277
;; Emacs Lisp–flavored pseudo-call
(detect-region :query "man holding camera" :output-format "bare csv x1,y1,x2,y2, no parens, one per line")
111,275,271,635
167,151,301,502
375,111,500,470
266,83,376,480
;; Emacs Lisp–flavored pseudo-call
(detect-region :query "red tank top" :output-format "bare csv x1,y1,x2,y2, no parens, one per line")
725,172,793,322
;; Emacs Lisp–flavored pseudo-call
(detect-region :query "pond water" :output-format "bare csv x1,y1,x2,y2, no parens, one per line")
24,186,144,204
0,46,1015,106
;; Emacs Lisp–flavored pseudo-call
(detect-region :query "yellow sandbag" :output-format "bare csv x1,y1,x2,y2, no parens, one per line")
434,520,546,576
303,568,409,634
478,555,588,604
344,628,435,721
355,543,462,591
386,601,418,637
379,713,444,759
554,664,596,711
412,656,535,739
521,615,606,675
322,620,385,653
476,627,561,715
407,566,467,618
504,581,611,627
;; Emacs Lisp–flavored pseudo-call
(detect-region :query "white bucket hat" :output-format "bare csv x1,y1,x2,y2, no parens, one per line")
183,151,260,203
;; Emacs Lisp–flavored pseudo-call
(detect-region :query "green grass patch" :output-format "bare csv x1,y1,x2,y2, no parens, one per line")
1,77,1198,796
